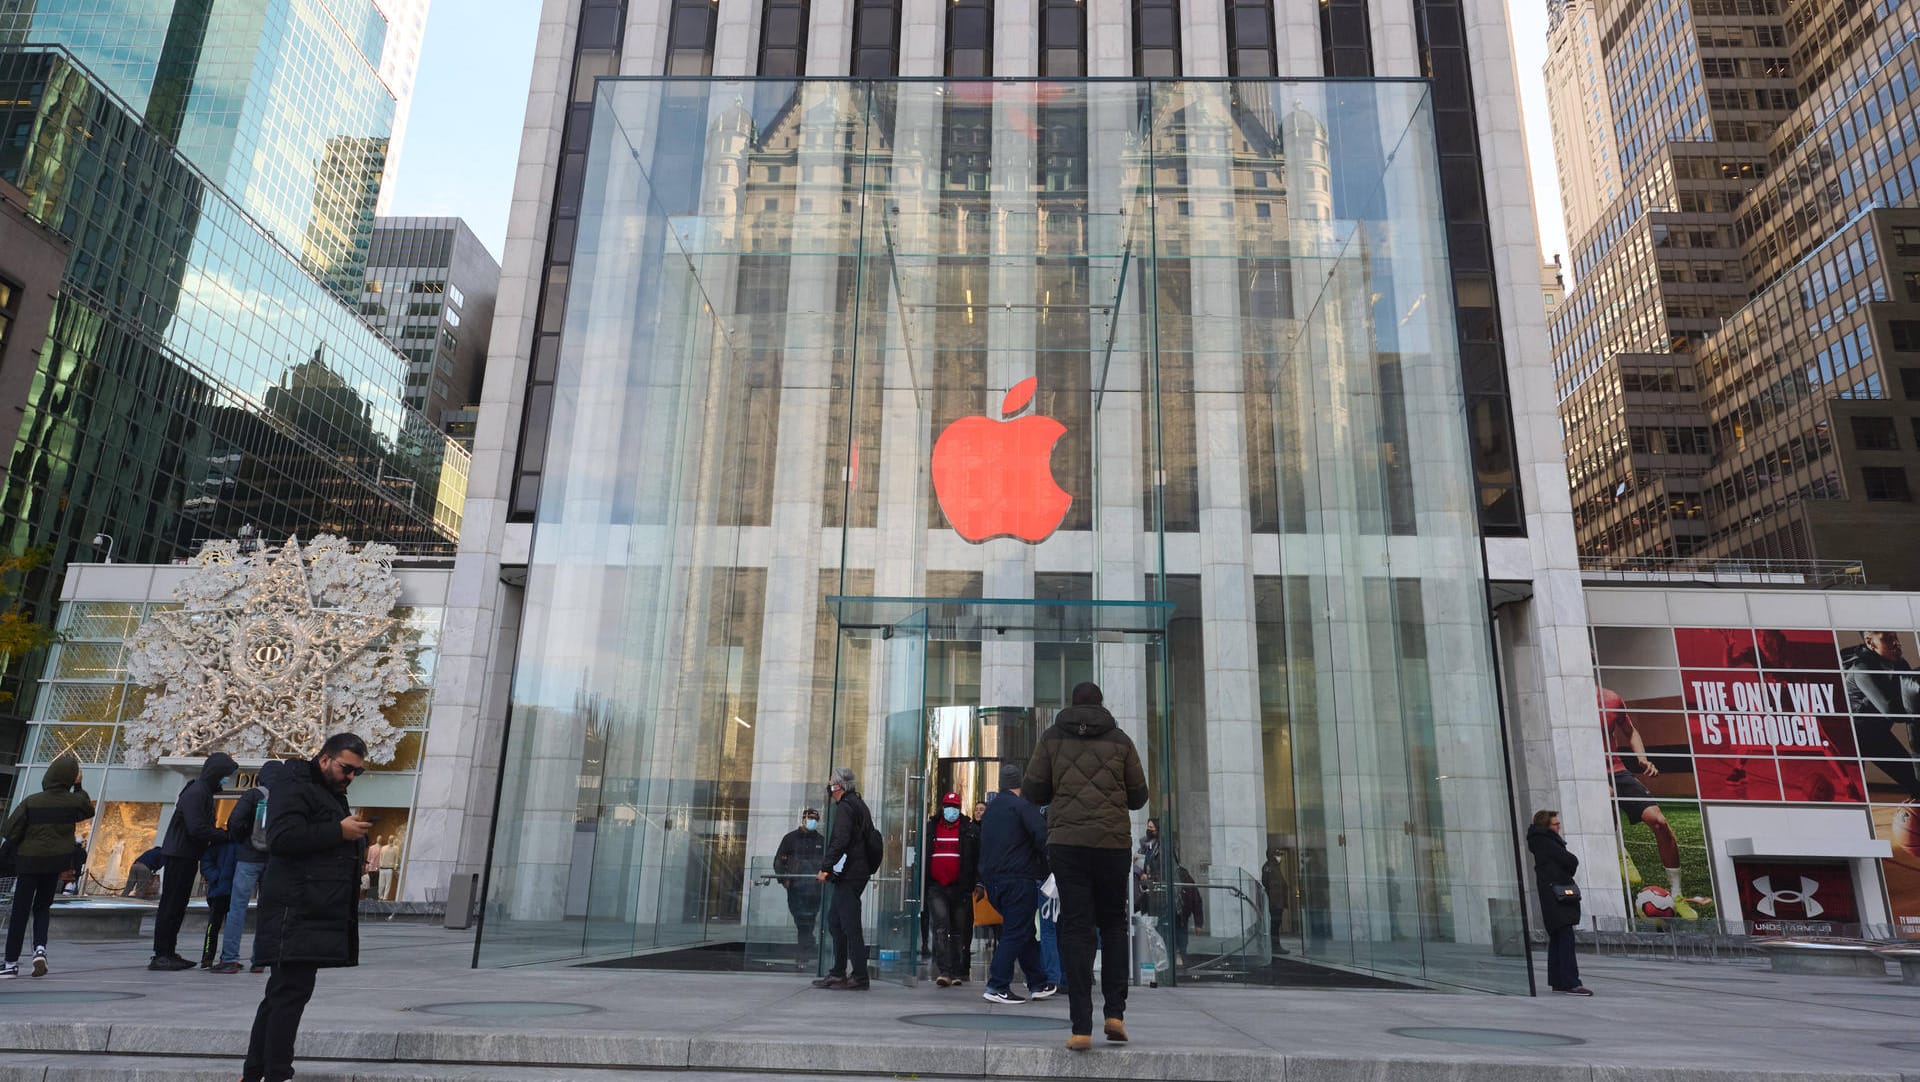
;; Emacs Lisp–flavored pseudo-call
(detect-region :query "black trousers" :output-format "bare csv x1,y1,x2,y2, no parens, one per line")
1545,926,1580,991
926,880,975,979
152,855,199,958
4,872,60,962
201,894,229,963
244,963,318,1082
826,875,869,978
786,885,820,954
1050,844,1132,1036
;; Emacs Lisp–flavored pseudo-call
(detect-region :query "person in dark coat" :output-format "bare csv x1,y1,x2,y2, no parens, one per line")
244,733,371,1082
1,754,93,978
122,846,163,898
978,763,1055,1004
924,791,980,986
1528,809,1590,996
199,835,240,968
772,807,824,962
811,766,875,991
150,751,237,970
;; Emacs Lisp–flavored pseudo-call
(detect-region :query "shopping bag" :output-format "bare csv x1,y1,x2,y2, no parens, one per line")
973,886,1003,927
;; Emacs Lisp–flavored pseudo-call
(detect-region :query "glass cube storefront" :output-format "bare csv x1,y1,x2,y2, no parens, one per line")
479,77,1526,993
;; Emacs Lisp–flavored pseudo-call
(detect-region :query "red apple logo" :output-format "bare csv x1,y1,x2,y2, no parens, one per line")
931,377,1071,544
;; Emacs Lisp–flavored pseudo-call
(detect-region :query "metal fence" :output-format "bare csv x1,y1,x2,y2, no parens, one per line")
1580,555,1870,589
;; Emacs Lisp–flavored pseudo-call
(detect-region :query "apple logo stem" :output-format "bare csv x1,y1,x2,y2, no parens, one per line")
930,377,1072,544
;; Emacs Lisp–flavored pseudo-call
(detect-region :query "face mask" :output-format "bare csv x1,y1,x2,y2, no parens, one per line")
942,807,960,823
805,819,819,831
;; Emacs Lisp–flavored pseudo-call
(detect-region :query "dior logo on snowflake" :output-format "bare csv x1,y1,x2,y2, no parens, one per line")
123,535,413,766
1751,875,1824,918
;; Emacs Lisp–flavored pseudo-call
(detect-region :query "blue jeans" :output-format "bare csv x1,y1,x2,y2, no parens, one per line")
1039,909,1062,985
984,878,1047,993
221,860,266,965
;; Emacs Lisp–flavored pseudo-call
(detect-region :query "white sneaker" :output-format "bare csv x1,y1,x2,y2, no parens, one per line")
31,948,46,978
0,963,17,980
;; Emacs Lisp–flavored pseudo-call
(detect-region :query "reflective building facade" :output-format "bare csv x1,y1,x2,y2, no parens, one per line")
0,0,396,297
422,0,1600,997
0,45,466,773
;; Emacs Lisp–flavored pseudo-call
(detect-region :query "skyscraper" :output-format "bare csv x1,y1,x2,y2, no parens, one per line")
0,0,397,297
420,0,1603,992
361,216,499,435
372,0,431,214
1548,0,1920,583
0,4,466,771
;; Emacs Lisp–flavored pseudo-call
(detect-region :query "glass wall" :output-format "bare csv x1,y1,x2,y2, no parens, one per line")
479,77,1525,993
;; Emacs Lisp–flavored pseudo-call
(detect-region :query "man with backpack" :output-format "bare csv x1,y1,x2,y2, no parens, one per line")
151,752,237,971
811,766,879,991
212,760,288,974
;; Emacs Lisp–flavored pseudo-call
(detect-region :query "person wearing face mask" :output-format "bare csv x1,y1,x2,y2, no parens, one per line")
150,751,237,971
924,791,979,986
773,807,825,963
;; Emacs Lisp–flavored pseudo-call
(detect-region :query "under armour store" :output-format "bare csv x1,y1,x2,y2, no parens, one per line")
472,78,1527,993
1584,586,1920,938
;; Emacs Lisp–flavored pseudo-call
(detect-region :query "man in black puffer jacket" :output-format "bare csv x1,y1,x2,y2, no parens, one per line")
244,733,371,1082
811,766,875,991
151,751,237,971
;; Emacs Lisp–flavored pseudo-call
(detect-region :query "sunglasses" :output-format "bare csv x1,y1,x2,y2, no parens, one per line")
333,762,366,778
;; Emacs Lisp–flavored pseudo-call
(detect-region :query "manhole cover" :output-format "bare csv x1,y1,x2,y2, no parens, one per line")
1390,1027,1584,1048
0,990,142,1005
411,1001,599,1018
902,1012,1066,1031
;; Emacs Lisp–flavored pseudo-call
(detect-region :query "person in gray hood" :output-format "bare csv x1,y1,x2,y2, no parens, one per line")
150,751,237,971
1024,682,1148,1051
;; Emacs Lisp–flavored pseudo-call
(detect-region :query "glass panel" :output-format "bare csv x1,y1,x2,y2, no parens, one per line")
475,77,1523,995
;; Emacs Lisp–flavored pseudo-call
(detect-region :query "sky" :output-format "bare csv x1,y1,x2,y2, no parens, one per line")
384,1,1571,271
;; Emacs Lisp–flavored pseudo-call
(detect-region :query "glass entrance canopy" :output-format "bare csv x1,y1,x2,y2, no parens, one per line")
478,77,1528,994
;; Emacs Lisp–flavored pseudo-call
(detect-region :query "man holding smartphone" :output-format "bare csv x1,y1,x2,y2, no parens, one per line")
243,733,371,1082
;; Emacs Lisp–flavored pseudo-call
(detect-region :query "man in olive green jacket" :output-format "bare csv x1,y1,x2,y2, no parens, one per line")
1,753,94,978
1023,682,1148,1050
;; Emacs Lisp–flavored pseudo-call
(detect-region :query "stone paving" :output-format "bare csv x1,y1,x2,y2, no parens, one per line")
0,919,1917,1081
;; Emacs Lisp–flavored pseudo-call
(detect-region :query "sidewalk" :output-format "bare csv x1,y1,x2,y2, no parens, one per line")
0,922,1917,1081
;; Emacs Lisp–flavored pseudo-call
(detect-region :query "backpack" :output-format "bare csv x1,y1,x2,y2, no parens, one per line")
247,787,270,853
864,820,884,873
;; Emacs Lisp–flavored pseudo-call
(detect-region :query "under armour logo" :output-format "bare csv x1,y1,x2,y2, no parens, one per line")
1752,875,1824,918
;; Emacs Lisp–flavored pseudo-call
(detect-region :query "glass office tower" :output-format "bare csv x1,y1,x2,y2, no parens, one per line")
0,0,396,296
476,77,1526,994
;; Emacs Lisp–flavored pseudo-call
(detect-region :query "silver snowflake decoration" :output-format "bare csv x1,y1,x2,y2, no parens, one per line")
123,535,411,765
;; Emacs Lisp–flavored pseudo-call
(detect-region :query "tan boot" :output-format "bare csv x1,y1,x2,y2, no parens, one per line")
1066,1034,1092,1052
1104,1017,1128,1043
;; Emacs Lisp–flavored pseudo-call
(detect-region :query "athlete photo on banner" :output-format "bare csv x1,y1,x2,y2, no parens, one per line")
1872,803,1920,938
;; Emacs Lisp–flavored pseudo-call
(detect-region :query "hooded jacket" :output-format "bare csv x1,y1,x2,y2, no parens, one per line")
1023,704,1149,849
1842,642,1920,716
1527,824,1582,933
0,754,94,875
255,756,362,968
228,759,290,865
161,752,237,860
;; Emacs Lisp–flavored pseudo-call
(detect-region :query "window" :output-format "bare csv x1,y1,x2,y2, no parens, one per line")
448,283,465,307
850,0,902,76
945,0,992,75
1862,466,1912,501
1132,0,1181,76
666,0,718,75
0,276,15,360
1903,367,1920,399
1038,0,1085,76
1319,0,1374,76
1852,416,1899,450
1225,0,1275,76
1894,323,1920,352
759,0,810,75
1905,271,1920,303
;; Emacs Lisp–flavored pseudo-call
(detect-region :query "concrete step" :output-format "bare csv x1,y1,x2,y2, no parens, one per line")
0,1055,944,1082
